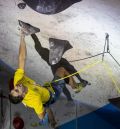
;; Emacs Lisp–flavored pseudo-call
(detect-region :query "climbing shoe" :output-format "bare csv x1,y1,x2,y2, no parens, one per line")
74,83,84,93
74,81,91,93
80,80,91,87
18,20,40,35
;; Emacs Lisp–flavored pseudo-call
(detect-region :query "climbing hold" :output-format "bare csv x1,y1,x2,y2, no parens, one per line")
23,0,82,14
30,122,39,127
49,38,72,65
13,116,24,129
18,3,26,9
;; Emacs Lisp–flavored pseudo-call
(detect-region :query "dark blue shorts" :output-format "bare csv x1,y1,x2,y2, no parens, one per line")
44,75,65,107
52,75,66,100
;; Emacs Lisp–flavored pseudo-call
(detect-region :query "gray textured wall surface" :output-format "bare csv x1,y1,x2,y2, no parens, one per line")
0,0,120,129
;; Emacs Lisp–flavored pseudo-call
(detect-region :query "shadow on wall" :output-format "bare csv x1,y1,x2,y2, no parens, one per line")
0,60,14,93
0,60,14,129
23,0,82,14
31,34,86,101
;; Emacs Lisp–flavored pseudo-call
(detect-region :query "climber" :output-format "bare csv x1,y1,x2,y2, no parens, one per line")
9,20,88,128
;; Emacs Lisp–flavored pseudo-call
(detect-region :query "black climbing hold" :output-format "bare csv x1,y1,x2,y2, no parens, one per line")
18,2,26,9
23,0,82,15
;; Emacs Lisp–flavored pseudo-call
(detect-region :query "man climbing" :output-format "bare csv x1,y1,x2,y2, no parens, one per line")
9,21,89,128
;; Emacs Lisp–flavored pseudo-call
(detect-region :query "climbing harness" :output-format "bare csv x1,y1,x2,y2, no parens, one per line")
44,82,55,94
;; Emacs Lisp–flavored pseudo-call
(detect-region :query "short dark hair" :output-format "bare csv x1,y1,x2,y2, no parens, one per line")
9,94,23,104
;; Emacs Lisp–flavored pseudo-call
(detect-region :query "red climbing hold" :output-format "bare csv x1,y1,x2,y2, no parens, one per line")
13,116,24,129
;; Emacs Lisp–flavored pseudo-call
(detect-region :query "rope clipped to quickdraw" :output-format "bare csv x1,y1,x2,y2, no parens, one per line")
102,33,110,61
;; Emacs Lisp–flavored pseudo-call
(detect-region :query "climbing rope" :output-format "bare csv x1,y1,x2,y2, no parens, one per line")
102,62,120,94
44,60,101,93
45,59,120,94
52,60,101,83
69,33,120,69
